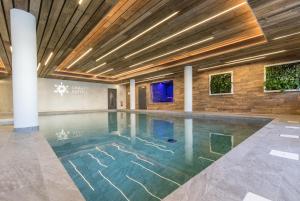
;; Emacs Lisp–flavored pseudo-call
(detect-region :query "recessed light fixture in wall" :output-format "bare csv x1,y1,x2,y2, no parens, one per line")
45,52,53,66
95,11,179,62
10,46,12,53
129,37,214,68
124,2,247,59
86,62,107,73
67,48,93,69
95,68,113,77
273,31,300,40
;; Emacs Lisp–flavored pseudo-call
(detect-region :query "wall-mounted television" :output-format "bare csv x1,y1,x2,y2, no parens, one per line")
151,80,174,103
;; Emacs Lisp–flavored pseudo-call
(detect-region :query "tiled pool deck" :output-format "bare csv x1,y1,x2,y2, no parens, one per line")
0,111,299,201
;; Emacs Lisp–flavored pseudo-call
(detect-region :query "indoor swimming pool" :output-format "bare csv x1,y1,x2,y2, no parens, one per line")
40,112,271,201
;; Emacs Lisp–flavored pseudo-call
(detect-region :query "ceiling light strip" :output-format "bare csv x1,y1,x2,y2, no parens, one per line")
45,52,53,66
273,31,300,40
225,56,266,65
67,48,93,69
37,62,41,71
96,11,179,62
144,73,174,80
198,57,267,72
125,2,246,59
52,73,106,81
86,62,106,73
225,50,287,63
96,68,114,76
129,37,214,68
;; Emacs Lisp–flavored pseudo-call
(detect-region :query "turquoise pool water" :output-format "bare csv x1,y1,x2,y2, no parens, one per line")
40,112,270,201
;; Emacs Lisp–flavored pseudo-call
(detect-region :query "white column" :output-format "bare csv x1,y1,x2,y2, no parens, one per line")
130,113,136,144
130,79,135,110
11,9,38,131
185,118,193,163
184,66,193,112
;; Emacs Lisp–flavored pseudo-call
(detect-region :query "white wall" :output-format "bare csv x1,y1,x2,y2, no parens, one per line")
0,78,126,114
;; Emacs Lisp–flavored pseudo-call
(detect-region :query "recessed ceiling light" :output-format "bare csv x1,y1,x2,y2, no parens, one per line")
86,62,106,73
95,11,179,62
45,52,53,66
273,31,300,40
78,0,83,5
67,48,93,69
129,37,214,68
125,2,246,59
95,68,113,77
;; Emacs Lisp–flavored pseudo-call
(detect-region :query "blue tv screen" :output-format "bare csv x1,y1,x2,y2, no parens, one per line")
151,80,174,103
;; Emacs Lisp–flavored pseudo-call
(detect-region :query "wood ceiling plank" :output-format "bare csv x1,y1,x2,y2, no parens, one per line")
37,0,65,61
13,0,28,11
40,0,112,76
36,0,53,51
29,0,41,20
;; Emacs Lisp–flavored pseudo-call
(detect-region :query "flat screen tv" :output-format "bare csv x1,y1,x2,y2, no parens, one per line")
151,80,174,103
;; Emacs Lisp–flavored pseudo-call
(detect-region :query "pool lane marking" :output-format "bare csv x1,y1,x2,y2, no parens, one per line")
95,147,116,160
280,134,299,139
98,170,130,201
285,126,300,129
143,143,175,154
111,144,154,166
136,137,167,148
131,160,180,186
126,175,161,200
243,192,271,201
198,156,215,162
68,160,95,191
88,153,108,168
269,150,299,160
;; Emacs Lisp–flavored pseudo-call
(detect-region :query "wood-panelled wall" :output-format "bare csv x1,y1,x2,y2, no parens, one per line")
126,62,300,115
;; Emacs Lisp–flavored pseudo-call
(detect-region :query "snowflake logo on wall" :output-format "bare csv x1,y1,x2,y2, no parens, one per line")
54,82,69,96
56,129,70,141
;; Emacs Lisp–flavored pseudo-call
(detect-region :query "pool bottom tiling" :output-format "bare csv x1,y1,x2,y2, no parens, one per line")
40,112,270,201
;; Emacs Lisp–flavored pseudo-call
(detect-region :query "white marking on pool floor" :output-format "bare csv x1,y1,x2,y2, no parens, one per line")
280,134,299,139
285,126,300,129
88,153,108,168
69,160,95,191
269,150,299,160
96,147,116,160
126,175,161,200
131,160,180,186
98,170,130,201
243,192,271,201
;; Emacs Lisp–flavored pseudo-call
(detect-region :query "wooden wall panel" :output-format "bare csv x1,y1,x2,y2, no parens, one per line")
126,61,300,115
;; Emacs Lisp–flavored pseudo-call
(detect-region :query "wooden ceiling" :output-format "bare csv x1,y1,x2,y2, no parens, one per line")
0,0,300,84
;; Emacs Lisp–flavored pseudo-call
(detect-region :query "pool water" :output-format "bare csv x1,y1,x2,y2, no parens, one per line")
40,112,270,201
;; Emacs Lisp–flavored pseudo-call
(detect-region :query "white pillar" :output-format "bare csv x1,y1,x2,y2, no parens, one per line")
130,113,136,144
184,66,193,112
185,119,193,163
130,79,135,110
11,9,38,132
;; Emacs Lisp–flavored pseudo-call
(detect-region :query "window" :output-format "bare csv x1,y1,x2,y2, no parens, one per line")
265,61,300,92
151,80,174,103
209,72,233,95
